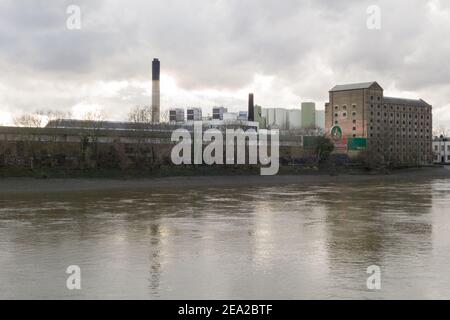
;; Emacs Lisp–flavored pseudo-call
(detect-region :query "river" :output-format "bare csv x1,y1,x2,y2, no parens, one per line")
1,177,450,299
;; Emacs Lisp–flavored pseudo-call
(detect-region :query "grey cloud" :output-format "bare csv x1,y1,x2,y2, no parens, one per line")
0,0,449,128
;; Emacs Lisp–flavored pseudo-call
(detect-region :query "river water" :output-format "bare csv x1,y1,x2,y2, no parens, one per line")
1,178,450,299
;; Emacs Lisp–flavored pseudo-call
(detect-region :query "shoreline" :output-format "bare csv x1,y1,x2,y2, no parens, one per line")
0,166,449,195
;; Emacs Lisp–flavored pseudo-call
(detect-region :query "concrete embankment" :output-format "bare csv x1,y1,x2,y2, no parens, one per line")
1,166,449,195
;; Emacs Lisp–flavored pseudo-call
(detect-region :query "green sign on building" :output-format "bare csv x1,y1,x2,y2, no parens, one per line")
347,137,367,150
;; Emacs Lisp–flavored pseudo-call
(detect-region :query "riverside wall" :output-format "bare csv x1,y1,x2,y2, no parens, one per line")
0,126,314,170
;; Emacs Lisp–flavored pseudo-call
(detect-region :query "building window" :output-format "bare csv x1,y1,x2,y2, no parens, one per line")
334,121,338,124
353,127,356,131
352,112,356,116
370,96,374,100
353,119,356,124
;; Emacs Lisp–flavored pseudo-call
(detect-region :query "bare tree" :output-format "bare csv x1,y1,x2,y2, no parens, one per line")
433,125,450,138
83,109,106,122
127,105,157,168
160,109,170,123
13,109,73,128
13,113,44,127
37,109,72,121
128,105,152,123
79,108,107,169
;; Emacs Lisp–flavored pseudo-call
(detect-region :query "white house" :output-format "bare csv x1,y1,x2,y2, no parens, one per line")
433,136,450,164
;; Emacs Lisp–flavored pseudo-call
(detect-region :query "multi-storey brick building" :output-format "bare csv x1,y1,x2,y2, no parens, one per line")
325,81,433,165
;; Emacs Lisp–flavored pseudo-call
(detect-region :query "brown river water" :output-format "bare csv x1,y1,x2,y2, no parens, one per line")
1,177,450,299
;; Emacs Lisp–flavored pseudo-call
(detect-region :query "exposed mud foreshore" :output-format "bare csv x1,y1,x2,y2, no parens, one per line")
0,166,449,195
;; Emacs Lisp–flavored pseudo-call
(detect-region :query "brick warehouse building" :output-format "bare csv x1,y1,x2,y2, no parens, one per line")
325,81,433,165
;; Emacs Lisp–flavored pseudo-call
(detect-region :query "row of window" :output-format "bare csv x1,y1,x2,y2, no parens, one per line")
334,104,357,110
334,102,430,112
369,133,430,139
369,118,430,127
334,111,357,118
434,145,450,152
334,119,431,128
370,111,430,120
369,104,430,113
435,155,450,161
369,126,429,133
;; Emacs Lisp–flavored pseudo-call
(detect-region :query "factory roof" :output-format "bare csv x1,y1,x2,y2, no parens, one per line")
330,81,382,92
383,97,431,107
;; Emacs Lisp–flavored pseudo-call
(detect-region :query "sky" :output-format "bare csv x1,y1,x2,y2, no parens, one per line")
0,0,449,130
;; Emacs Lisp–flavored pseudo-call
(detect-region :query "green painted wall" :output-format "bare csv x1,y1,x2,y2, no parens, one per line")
254,105,266,129
301,102,316,129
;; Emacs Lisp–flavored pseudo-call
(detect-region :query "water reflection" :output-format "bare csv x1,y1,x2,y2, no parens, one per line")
0,178,449,299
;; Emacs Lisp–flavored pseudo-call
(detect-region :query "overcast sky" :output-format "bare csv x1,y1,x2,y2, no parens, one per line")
0,0,449,129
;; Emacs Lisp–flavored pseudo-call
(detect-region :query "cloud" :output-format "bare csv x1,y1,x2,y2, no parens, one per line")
0,0,449,128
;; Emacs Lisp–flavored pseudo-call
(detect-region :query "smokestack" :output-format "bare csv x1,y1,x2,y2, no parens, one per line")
152,58,160,123
248,93,254,121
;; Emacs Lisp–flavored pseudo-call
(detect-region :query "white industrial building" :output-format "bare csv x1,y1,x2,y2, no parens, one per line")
261,105,324,130
169,108,185,123
238,111,248,121
274,108,288,129
262,108,289,129
288,110,302,130
186,107,202,121
262,108,275,127
212,107,227,120
433,137,450,164
315,110,325,130
222,112,238,121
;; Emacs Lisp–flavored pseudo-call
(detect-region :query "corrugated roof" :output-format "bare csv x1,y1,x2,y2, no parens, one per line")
383,97,430,107
330,81,380,92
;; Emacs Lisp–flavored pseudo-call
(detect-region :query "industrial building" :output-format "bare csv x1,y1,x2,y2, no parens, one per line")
301,102,316,129
169,108,185,123
325,81,433,165
315,110,325,129
187,107,202,121
259,103,323,131
288,110,302,130
223,112,238,121
238,111,248,121
433,136,450,164
212,107,227,120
